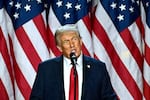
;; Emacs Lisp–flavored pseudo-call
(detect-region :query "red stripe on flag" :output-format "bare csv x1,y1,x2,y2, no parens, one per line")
15,27,41,71
82,43,91,56
93,16,142,99
0,80,9,100
120,28,143,71
145,44,150,65
143,79,150,100
94,54,99,60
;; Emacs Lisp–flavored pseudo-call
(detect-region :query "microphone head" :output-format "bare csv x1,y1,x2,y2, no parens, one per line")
70,52,76,58
70,52,77,65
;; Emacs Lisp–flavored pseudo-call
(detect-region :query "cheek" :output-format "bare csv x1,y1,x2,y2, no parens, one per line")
77,41,82,48
80,40,82,45
61,48,71,57
61,45,70,53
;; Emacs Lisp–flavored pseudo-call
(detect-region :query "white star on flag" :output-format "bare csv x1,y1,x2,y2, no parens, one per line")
56,1,63,7
24,4,31,12
64,12,70,19
75,4,81,10
66,2,72,9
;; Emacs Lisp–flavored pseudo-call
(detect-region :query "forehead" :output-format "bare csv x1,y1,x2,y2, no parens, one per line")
60,30,79,37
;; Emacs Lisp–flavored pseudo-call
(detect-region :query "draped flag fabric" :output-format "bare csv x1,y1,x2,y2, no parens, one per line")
141,0,150,99
0,0,150,100
0,0,14,99
4,0,50,99
92,0,144,99
47,0,93,57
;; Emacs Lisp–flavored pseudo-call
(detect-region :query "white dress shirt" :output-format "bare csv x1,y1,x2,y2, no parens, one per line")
63,54,83,100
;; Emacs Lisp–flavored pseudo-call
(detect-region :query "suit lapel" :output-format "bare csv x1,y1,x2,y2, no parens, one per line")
56,56,65,100
81,55,91,100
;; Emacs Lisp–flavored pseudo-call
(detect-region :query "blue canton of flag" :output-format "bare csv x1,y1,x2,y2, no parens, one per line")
142,0,150,27
101,0,140,32
5,0,45,29
52,0,91,25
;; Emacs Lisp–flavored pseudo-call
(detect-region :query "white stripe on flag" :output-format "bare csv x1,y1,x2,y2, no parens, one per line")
48,6,61,34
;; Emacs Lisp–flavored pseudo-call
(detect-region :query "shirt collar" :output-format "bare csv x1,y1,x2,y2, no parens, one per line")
63,53,83,67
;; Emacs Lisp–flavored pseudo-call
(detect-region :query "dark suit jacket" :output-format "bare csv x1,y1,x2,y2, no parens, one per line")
30,55,117,100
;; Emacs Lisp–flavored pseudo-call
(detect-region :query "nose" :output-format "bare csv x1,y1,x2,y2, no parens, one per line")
69,40,74,48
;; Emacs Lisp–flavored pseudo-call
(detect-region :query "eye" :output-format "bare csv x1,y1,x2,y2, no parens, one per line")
62,40,69,45
72,36,78,41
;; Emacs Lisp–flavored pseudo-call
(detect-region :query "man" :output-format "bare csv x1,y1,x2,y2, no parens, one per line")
30,24,117,100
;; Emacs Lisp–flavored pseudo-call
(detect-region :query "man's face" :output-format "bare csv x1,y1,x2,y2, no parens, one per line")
57,30,82,58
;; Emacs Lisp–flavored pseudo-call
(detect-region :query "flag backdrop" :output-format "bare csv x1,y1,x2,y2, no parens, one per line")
0,0,14,99
0,0,150,100
3,0,50,99
141,0,150,99
93,0,144,99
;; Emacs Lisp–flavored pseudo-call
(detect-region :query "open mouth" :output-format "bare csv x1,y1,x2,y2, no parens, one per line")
71,49,76,53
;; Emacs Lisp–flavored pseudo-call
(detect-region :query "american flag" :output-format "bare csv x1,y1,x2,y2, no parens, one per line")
1,0,150,99
47,0,93,57
4,0,50,99
141,0,150,99
93,0,144,99
0,0,14,99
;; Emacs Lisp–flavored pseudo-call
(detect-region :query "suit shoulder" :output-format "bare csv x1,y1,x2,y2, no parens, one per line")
84,55,107,72
38,56,62,69
40,56,61,64
84,55,105,65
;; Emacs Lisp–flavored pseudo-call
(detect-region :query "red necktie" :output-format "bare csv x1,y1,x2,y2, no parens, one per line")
69,66,78,100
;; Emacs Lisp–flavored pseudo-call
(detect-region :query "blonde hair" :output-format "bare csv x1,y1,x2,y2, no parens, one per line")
55,24,81,46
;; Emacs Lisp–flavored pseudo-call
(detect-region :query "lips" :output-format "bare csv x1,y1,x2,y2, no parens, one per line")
70,49,76,57
71,49,76,53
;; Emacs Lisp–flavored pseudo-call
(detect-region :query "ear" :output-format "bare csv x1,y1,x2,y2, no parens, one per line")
57,46,62,52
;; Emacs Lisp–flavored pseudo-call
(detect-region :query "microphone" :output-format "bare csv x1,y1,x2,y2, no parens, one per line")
70,52,77,66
